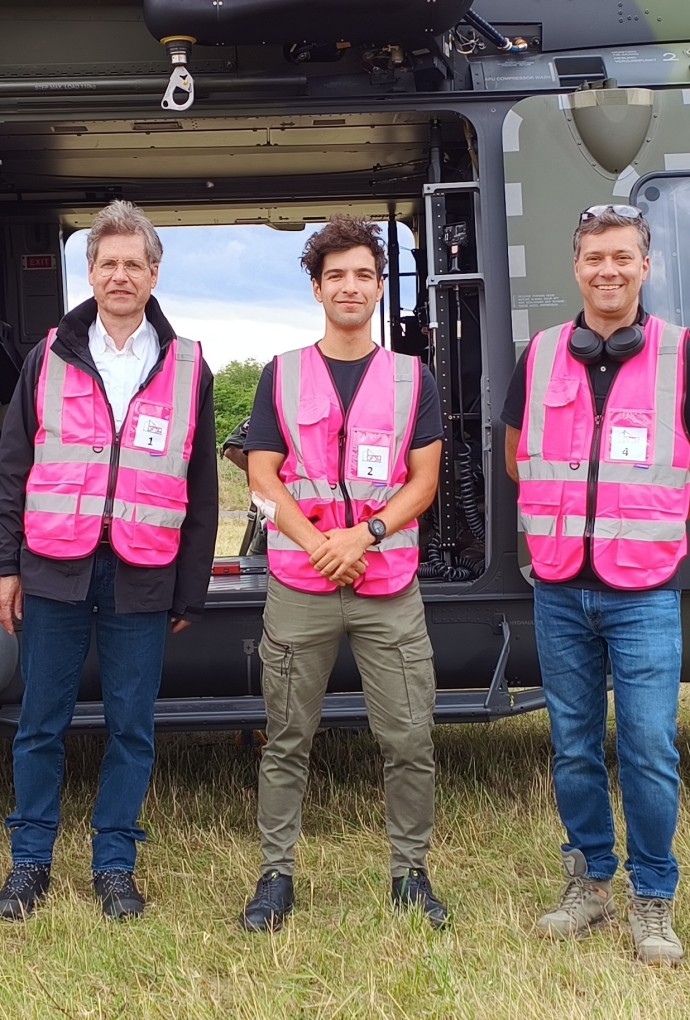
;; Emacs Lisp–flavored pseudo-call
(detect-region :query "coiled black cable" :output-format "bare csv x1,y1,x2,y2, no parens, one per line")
456,442,485,542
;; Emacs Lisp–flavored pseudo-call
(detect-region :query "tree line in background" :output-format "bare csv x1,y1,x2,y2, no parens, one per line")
213,358,264,447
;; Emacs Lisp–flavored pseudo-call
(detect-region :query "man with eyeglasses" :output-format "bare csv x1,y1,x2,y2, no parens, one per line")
0,200,218,920
502,204,688,967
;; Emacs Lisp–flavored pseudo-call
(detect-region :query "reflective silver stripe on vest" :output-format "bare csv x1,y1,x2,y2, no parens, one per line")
519,513,587,537
284,478,341,502
518,460,589,483
268,528,418,553
597,462,688,489
118,448,188,477
82,495,108,517
163,335,198,470
523,514,685,543
284,478,404,503
592,519,686,542
278,348,307,475
24,493,181,529
655,330,685,466
24,493,75,515
525,325,562,457
519,459,690,488
33,445,112,466
392,355,418,469
111,500,186,529
40,344,69,444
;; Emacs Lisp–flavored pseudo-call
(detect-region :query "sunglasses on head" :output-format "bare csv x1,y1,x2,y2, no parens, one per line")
579,204,643,224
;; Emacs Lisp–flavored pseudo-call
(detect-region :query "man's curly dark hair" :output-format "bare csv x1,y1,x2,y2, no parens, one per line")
300,216,387,282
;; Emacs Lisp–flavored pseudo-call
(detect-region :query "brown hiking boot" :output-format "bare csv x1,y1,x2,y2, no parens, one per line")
537,849,615,939
627,883,684,967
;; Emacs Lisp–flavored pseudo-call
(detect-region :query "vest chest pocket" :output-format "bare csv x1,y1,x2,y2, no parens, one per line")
296,397,336,477
61,375,100,446
541,377,586,462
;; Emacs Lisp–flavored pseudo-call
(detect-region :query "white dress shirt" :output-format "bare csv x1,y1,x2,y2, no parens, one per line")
88,315,160,431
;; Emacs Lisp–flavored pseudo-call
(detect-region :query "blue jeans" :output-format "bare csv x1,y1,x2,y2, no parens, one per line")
534,582,681,899
7,547,168,873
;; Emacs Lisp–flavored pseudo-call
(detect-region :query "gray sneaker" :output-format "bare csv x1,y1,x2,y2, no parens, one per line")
537,849,615,939
627,884,684,967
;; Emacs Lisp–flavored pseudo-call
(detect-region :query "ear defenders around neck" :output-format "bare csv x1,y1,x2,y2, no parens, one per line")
568,324,645,364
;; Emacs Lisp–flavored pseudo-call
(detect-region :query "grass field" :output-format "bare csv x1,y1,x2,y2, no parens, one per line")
0,693,690,1019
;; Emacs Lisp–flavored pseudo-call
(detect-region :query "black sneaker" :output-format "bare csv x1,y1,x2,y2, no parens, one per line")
0,863,51,921
240,870,294,932
93,870,145,920
392,868,448,930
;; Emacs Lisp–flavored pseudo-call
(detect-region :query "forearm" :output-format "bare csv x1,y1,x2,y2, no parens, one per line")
504,426,520,484
371,439,442,537
249,457,324,555
369,478,436,538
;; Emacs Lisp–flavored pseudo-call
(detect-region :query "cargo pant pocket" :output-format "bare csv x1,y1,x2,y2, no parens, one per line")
399,638,436,725
259,631,294,724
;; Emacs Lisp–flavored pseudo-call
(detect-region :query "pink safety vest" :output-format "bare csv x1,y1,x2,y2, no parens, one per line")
270,344,421,596
517,315,690,589
24,328,201,566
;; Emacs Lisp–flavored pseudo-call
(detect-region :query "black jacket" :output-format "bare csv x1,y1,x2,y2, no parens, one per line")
0,297,218,619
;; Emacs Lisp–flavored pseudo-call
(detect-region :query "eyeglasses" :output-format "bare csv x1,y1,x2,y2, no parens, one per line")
579,205,643,224
93,258,151,278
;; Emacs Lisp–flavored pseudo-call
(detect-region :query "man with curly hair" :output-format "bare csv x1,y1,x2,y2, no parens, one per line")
240,216,446,932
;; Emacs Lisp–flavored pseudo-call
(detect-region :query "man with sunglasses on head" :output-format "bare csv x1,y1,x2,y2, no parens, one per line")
0,200,218,921
502,204,689,967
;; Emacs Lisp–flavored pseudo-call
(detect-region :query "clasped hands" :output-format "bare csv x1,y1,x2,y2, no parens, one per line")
309,526,372,587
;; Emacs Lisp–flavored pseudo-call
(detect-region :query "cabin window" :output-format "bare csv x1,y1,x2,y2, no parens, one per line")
633,174,690,326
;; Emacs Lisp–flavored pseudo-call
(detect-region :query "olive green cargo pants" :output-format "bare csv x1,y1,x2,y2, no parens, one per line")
257,576,437,878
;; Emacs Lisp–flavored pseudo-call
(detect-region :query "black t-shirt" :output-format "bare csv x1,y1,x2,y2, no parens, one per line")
245,348,443,454
500,313,690,590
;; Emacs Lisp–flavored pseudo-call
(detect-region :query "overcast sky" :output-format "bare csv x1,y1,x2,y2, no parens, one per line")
65,224,415,373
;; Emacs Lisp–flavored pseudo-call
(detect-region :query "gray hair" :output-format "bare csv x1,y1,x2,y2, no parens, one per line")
86,200,164,265
573,208,650,259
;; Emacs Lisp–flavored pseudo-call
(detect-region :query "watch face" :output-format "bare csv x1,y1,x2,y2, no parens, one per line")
369,518,386,541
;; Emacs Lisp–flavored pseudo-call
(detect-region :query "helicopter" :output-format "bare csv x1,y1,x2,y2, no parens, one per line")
0,0,689,732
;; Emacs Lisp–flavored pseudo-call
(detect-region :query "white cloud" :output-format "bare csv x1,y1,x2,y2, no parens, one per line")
162,295,325,371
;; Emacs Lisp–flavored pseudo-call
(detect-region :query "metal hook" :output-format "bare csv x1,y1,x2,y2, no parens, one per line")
161,65,195,112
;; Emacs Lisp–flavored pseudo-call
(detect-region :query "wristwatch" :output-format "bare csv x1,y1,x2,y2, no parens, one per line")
367,518,387,545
